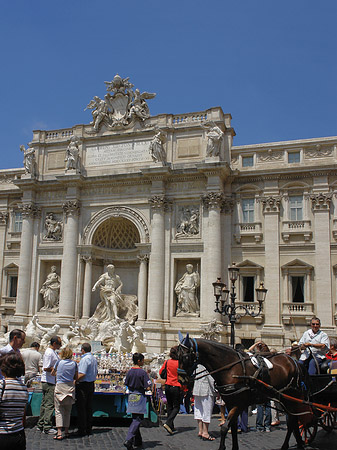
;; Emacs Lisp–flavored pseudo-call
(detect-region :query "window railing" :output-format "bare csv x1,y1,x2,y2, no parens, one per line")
1,296,16,305
282,302,314,324
281,220,312,241
234,222,263,243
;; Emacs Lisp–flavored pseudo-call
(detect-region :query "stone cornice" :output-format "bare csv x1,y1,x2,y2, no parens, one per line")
232,169,337,185
232,136,337,151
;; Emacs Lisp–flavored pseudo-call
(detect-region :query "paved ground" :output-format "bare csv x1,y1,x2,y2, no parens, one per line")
26,414,336,450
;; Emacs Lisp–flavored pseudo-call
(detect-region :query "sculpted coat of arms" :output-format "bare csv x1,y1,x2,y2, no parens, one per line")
85,74,156,132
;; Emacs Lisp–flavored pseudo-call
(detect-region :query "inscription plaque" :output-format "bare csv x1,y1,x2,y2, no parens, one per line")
86,140,152,167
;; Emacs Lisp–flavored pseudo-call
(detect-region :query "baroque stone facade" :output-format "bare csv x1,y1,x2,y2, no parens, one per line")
0,78,337,350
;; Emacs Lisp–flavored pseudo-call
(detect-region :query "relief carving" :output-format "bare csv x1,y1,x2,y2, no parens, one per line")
43,213,63,241
258,149,284,163
175,206,200,238
305,146,333,159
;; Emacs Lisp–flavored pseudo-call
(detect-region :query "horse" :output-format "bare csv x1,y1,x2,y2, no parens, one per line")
178,335,312,450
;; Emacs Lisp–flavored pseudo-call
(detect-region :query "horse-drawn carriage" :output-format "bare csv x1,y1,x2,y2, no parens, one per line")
299,366,337,444
177,334,337,450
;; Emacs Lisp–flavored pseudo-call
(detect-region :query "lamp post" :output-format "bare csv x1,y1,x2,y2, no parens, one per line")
213,263,267,348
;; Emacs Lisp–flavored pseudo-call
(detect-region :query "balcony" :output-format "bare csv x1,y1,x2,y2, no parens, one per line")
281,220,312,242
234,222,263,243
0,296,16,313
282,302,314,324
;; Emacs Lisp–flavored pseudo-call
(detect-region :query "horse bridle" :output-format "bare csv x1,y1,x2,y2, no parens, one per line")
178,339,249,380
178,338,200,378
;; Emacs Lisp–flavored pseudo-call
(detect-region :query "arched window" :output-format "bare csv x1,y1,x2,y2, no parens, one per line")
92,217,140,249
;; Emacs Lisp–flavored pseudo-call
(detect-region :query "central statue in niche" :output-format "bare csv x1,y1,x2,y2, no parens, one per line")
91,264,123,321
175,264,200,317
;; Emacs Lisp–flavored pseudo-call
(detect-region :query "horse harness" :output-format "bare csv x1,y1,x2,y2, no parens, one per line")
179,340,301,399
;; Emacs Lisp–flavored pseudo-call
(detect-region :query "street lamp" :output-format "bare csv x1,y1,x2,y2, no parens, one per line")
213,263,267,348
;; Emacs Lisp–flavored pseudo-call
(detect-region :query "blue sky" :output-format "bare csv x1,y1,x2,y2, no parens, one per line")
0,0,336,169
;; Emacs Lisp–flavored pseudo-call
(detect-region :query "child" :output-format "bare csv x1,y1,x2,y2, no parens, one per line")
326,338,337,367
124,353,151,450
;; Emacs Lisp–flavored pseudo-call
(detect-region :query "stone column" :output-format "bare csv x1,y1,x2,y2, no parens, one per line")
311,193,333,326
15,203,39,316
261,196,281,326
147,196,168,321
82,256,92,319
137,254,149,321
59,200,80,318
0,212,8,297
201,192,223,320
222,197,234,276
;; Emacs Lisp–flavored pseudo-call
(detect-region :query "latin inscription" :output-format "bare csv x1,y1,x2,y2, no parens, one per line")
86,141,152,166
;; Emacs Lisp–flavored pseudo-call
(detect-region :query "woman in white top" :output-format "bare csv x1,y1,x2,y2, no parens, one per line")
193,363,216,441
51,346,78,440
0,353,28,450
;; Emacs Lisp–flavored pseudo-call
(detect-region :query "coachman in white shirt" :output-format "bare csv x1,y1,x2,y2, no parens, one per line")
298,316,330,375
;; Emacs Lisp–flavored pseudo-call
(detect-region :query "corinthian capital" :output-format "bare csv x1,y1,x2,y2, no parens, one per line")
311,193,332,211
137,254,149,263
20,202,41,218
221,196,234,214
0,211,9,225
260,196,281,213
148,195,170,211
201,192,224,210
62,200,81,216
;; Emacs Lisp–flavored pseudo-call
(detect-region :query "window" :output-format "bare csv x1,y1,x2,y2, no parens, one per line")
241,338,255,350
242,198,255,223
291,276,304,302
9,276,18,298
289,195,303,221
242,276,255,302
242,156,254,167
13,212,22,232
288,152,300,164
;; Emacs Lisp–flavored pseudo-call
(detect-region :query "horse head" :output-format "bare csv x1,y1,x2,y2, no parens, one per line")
177,332,199,384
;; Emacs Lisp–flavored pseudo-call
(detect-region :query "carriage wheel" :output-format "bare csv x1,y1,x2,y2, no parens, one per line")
299,420,318,445
320,411,336,432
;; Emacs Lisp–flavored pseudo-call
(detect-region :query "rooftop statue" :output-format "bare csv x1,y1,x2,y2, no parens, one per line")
202,121,224,157
65,136,81,172
85,74,156,132
149,130,167,163
20,145,37,177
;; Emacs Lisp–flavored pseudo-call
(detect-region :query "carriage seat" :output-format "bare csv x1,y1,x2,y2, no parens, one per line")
250,355,273,370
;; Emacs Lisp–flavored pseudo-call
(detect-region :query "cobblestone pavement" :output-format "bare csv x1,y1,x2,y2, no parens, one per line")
26,414,336,450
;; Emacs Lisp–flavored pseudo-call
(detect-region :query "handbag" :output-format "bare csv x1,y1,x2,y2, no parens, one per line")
160,361,168,380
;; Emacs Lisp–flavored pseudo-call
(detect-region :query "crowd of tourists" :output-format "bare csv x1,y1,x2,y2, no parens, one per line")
0,315,336,450
0,329,97,449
